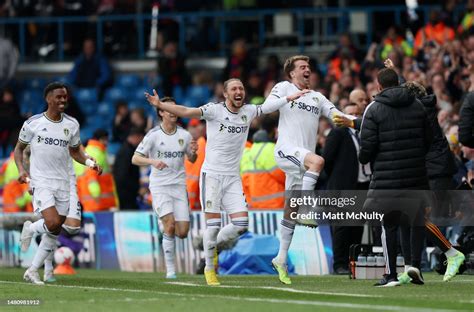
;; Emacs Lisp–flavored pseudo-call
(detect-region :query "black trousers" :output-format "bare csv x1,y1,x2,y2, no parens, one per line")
331,181,368,271
332,226,364,270
381,200,425,278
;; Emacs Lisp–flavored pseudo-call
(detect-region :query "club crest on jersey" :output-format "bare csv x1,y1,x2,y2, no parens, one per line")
241,115,247,123
63,128,69,136
295,151,300,157
313,97,319,103
206,200,212,209
178,139,184,146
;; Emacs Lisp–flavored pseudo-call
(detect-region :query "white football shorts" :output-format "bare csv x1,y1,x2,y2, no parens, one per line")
67,178,81,220
151,184,190,222
274,145,310,190
199,171,248,214
32,187,69,216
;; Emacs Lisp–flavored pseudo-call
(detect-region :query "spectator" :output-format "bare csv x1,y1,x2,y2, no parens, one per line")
322,103,369,274
0,87,23,157
349,89,369,112
459,74,474,147
185,119,206,210
157,41,188,97
240,116,285,209
380,26,413,61
112,100,131,142
67,38,113,99
113,127,144,210
414,11,455,54
223,38,256,83
130,107,153,133
0,37,18,88
74,129,118,212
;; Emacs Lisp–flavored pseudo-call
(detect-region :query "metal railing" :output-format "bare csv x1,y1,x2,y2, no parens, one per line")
0,4,462,62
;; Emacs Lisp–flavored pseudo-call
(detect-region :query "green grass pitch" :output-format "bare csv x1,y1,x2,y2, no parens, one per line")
0,268,473,311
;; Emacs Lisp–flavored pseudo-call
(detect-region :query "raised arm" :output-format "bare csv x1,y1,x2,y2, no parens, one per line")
145,89,202,119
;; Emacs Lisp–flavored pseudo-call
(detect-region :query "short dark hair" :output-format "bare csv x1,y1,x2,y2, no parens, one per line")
43,81,67,99
377,68,399,89
92,128,109,140
156,96,176,117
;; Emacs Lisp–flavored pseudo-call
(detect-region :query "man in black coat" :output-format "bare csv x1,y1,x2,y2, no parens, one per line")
459,92,474,148
113,127,145,210
359,68,432,287
323,103,370,274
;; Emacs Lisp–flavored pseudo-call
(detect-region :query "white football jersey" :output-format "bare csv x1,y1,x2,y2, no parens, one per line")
200,102,260,175
19,113,81,192
135,125,192,188
268,81,339,152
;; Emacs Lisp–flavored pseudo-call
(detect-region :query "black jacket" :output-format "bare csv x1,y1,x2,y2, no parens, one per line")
323,127,359,190
359,86,432,190
421,94,456,179
459,92,474,148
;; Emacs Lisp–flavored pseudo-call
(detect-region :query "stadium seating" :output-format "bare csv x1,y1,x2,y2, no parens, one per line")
116,74,142,89
104,87,128,102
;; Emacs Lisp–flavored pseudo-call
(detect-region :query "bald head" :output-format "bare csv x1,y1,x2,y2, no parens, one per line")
349,89,368,111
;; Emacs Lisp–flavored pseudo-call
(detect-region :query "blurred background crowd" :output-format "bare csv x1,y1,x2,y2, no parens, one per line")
1,2,474,272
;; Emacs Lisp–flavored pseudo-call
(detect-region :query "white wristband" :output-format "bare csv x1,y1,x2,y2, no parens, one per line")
85,158,96,168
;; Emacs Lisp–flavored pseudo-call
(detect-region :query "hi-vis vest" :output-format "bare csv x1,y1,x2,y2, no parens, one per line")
3,153,32,212
240,142,285,209
74,140,118,211
184,136,206,210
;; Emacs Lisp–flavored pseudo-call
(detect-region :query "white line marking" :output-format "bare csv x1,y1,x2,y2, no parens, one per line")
0,280,466,312
166,281,381,298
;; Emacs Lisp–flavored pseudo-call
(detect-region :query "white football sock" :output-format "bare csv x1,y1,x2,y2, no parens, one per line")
216,217,248,249
30,219,49,235
203,218,221,271
276,219,296,265
302,171,319,190
43,234,55,272
31,233,58,270
162,234,176,274
445,247,458,258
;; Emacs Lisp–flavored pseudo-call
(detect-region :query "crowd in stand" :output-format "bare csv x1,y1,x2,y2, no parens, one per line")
1,4,474,274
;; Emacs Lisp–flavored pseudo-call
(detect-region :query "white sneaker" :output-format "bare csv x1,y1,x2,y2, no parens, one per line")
166,272,177,279
20,221,33,252
44,270,56,283
23,268,44,285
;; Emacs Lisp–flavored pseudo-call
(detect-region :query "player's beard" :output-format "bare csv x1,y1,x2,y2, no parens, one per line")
230,98,244,109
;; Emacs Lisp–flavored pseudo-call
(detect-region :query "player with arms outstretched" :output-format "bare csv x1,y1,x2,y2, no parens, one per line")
145,78,308,285
132,97,198,279
15,82,101,285
264,55,355,285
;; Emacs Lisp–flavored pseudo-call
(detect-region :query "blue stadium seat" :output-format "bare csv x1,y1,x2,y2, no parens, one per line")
107,142,122,155
132,86,149,102
116,74,141,89
23,78,46,90
80,102,97,115
97,101,114,116
20,90,44,115
185,85,211,107
80,126,94,142
75,88,98,104
104,87,128,102
172,85,185,104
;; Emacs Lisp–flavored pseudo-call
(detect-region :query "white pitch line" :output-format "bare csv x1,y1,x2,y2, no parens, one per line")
0,280,466,312
166,281,381,298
